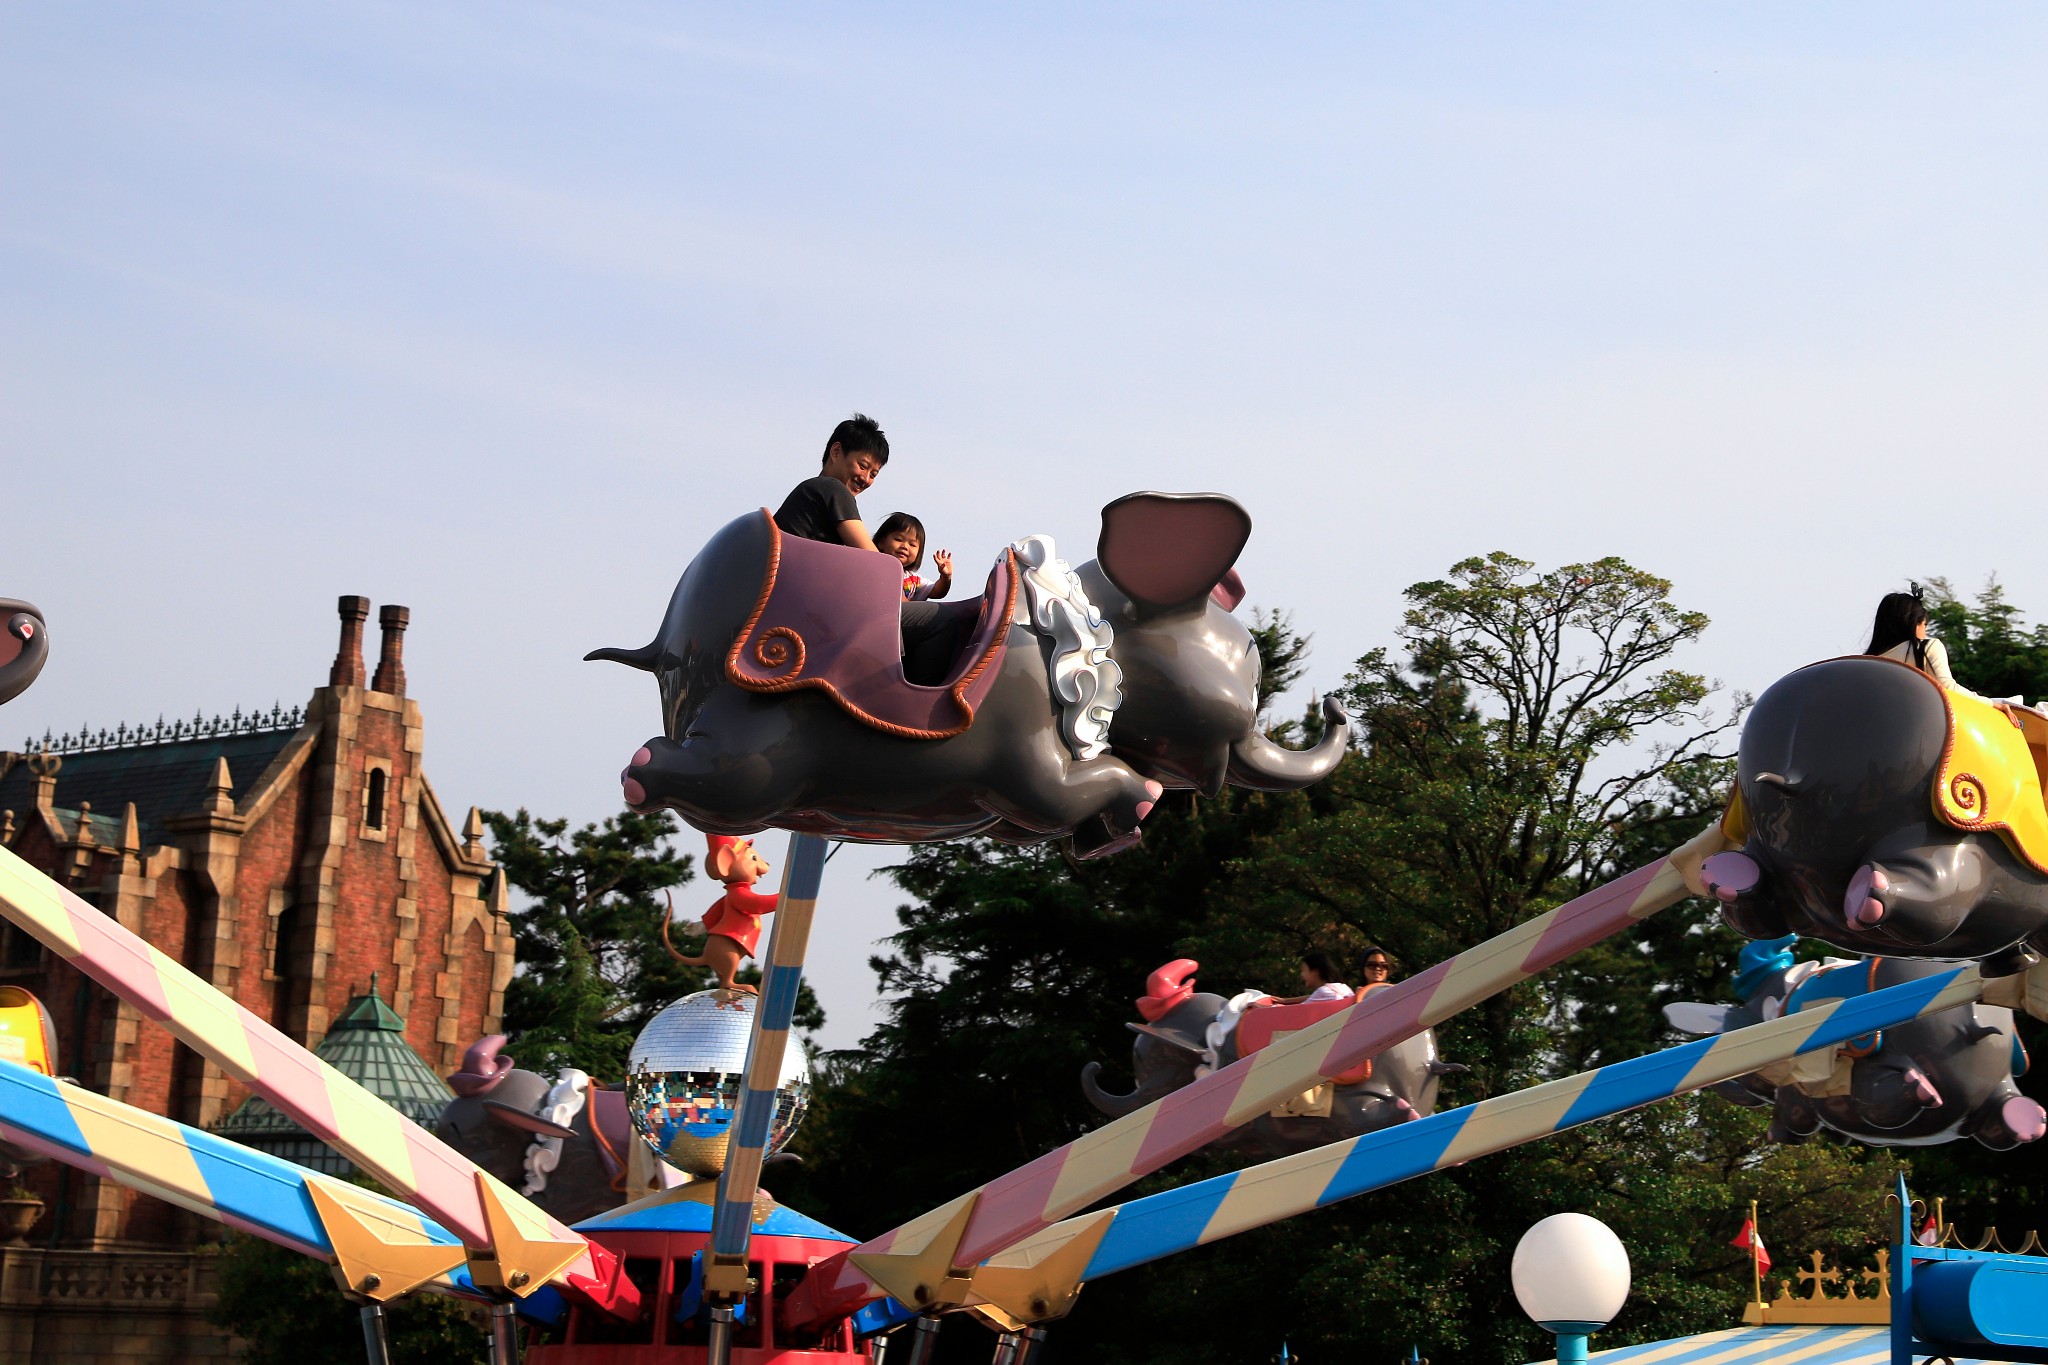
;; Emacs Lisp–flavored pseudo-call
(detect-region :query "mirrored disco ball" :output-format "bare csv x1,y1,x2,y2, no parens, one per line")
626,990,810,1177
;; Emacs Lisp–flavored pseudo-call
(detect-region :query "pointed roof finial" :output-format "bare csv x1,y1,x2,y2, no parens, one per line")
205,755,234,817
463,805,486,860
120,802,140,853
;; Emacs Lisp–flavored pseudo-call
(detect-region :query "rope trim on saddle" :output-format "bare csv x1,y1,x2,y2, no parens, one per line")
724,510,1018,740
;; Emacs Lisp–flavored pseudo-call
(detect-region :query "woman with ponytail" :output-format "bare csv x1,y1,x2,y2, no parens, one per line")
1866,584,1975,694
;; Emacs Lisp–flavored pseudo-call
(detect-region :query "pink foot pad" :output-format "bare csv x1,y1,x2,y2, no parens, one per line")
1845,865,1889,927
1135,780,1164,821
622,775,647,806
632,746,653,767
1904,1068,1942,1108
2006,1096,2048,1143
1701,851,1760,902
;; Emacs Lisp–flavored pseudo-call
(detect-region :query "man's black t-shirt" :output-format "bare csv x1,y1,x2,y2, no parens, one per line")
774,475,860,544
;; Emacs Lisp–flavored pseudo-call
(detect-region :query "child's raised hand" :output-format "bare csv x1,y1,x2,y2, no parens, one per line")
933,549,954,579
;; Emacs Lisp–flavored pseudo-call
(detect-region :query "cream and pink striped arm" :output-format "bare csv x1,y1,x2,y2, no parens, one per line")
974,962,1984,1315
784,855,1687,1328
0,845,614,1304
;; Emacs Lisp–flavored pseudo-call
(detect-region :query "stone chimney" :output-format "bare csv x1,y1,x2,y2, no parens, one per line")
372,605,410,697
331,596,370,688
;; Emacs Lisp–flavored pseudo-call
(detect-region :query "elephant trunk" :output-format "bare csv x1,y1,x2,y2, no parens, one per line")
1081,1062,1178,1118
1227,696,1351,792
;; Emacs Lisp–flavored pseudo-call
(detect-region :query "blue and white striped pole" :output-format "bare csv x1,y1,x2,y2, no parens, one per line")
704,831,829,1344
970,963,1984,1318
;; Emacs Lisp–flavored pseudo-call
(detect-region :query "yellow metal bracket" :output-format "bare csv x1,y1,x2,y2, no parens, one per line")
305,1179,467,1302
969,1210,1113,1324
848,1191,983,1312
464,1171,589,1297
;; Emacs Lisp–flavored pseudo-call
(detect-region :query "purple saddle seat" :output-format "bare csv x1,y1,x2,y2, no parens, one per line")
726,511,1017,738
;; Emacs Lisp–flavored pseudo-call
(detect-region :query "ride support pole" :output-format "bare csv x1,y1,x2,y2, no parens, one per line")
902,1315,943,1364
990,1330,1025,1365
488,1301,521,1365
358,1303,392,1365
706,1303,737,1365
705,832,828,1301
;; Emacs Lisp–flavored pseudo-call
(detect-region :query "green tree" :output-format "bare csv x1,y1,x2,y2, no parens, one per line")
209,1217,487,1365
484,808,823,1080
794,558,1905,1365
1924,576,2048,703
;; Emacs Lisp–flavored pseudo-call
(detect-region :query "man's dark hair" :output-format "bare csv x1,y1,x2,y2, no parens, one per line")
823,412,890,467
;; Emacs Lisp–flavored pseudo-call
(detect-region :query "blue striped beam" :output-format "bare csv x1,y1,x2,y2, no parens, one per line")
704,831,828,1296
972,964,1984,1318
0,1057,476,1295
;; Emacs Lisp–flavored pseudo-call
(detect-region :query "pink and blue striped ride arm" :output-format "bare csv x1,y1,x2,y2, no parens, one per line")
997,963,1983,1285
0,845,620,1309
0,1055,460,1265
784,856,1689,1328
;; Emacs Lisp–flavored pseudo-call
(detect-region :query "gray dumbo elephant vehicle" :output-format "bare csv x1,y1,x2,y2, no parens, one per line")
591,492,1349,858
1664,938,2044,1150
0,598,47,710
434,1035,659,1226
1695,655,2048,972
1081,961,1463,1155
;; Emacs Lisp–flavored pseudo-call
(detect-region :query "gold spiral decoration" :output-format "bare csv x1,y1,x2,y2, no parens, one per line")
752,627,805,679
1949,771,1987,821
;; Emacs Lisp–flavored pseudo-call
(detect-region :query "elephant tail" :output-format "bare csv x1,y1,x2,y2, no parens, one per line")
661,892,709,966
585,639,662,671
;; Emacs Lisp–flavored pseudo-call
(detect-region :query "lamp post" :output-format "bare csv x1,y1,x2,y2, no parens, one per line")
1511,1213,1630,1365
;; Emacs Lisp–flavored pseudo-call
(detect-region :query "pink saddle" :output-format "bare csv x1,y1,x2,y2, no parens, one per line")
725,511,1017,739
1236,994,1377,1085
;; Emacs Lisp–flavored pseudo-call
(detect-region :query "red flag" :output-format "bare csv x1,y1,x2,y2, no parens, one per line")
1917,1215,1940,1247
1730,1218,1772,1274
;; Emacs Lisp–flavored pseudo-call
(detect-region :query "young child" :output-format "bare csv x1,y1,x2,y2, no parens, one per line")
873,512,954,602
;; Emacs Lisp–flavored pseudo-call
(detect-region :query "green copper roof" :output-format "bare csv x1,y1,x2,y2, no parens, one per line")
216,979,453,1177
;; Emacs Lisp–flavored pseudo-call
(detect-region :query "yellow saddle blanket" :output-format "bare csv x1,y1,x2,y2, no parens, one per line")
1717,687,2048,876
1933,690,2048,875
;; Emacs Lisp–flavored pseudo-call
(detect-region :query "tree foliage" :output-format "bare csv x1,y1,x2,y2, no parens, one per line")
789,556,1919,1365
1925,576,2048,704
209,1206,487,1365
484,807,822,1080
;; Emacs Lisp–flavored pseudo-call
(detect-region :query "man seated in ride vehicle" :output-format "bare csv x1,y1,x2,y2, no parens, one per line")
773,413,969,682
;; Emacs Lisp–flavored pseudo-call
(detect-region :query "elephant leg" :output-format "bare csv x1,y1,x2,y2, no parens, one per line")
978,746,1163,857
1701,851,1793,940
1967,1085,2048,1150
1769,1089,1819,1144
621,694,814,830
1841,840,1982,946
1851,1062,1941,1130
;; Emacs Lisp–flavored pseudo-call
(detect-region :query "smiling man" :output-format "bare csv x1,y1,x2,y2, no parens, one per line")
771,413,967,681
773,413,889,549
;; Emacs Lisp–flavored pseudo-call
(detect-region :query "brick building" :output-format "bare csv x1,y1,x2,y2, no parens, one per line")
0,596,515,1361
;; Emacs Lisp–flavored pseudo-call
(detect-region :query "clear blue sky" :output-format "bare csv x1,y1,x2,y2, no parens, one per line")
6,5,2048,1049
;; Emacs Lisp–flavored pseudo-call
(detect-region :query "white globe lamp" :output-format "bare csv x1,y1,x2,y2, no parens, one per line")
1512,1213,1630,1365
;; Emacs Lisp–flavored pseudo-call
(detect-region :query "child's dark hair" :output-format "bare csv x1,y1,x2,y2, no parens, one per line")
823,412,890,467
1866,587,1930,669
1301,950,1341,984
874,512,926,570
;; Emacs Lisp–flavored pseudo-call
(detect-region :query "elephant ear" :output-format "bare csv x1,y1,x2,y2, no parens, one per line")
1663,1002,1736,1036
1097,492,1253,615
